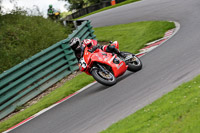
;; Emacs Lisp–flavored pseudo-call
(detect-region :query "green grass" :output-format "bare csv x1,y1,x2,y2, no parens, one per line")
0,11,71,74
101,75,200,133
94,21,175,53
76,0,140,20
0,21,175,132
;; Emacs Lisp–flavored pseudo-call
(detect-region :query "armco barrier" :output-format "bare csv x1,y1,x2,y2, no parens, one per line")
0,20,96,119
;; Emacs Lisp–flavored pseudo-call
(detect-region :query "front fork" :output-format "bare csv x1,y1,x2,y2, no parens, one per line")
96,64,109,75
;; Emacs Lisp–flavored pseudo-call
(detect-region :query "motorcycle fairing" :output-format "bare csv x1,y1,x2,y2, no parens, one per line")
83,47,127,77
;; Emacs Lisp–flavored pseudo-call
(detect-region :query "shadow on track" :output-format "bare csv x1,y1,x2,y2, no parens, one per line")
83,71,138,97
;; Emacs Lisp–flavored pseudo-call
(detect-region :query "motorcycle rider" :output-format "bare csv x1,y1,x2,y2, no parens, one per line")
47,4,55,18
69,37,126,61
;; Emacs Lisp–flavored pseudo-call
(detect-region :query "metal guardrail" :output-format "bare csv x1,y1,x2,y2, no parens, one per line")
0,20,96,119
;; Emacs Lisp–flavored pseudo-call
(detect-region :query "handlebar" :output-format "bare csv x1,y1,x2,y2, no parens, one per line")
88,46,99,53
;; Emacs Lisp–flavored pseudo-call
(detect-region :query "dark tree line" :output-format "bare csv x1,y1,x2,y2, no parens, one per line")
66,0,105,11
0,0,106,14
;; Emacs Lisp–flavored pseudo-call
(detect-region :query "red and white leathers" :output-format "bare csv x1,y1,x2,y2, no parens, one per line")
78,39,120,71
83,39,119,53
101,41,119,52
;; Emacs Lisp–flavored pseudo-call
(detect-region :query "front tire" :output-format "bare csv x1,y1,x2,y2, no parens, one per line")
91,68,117,86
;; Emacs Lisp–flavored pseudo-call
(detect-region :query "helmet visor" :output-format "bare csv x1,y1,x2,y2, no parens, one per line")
87,43,92,48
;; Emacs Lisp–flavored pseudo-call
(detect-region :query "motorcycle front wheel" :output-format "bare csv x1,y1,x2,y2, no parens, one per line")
91,68,117,86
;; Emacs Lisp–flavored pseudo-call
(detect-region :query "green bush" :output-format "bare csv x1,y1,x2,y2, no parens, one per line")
0,11,71,74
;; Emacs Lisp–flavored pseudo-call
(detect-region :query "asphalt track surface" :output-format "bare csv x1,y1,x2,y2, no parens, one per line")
11,0,200,133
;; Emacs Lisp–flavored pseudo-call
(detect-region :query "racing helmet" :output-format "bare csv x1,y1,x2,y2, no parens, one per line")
70,37,81,51
83,39,93,49
49,4,53,8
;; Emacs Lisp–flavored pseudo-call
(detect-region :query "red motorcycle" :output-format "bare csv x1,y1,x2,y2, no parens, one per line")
79,40,142,86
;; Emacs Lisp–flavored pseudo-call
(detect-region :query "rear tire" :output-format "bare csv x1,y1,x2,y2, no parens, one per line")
121,52,142,72
91,68,117,86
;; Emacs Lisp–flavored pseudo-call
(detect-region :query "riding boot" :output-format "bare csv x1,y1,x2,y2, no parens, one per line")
107,45,126,58
118,52,126,58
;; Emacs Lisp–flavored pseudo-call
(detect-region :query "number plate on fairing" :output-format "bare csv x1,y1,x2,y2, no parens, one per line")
79,58,87,68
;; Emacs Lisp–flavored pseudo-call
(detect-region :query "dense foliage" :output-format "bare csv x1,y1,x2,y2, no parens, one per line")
0,11,71,74
67,0,104,11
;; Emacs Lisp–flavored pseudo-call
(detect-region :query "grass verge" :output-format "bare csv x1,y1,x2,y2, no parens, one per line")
75,0,140,20
101,75,200,133
95,21,175,53
0,21,175,132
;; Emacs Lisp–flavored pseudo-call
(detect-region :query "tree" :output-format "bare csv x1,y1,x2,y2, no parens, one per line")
65,0,105,11
67,0,85,11
87,0,104,5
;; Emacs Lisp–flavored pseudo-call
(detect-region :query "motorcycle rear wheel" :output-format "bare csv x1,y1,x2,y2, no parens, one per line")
91,69,117,86
121,52,142,72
